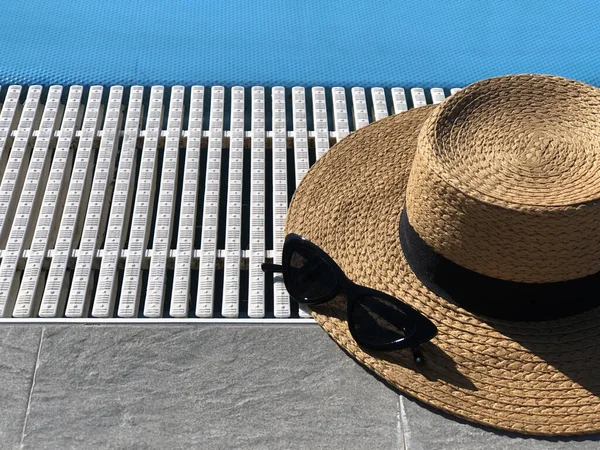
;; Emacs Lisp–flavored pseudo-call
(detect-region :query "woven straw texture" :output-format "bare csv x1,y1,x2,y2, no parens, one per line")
407,75,600,283
285,75,600,436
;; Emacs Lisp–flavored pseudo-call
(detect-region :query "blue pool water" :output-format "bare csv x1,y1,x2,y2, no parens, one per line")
1,0,600,88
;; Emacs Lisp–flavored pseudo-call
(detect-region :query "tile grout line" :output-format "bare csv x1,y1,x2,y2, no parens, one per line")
397,395,409,450
19,326,45,449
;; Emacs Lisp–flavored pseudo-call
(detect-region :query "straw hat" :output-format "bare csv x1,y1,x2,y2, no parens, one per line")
285,74,600,436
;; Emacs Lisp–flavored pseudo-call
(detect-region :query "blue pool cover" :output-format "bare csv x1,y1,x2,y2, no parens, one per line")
1,0,600,88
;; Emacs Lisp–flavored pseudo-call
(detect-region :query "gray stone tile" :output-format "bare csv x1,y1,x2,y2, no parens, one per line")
22,325,400,450
0,326,43,448
400,395,600,450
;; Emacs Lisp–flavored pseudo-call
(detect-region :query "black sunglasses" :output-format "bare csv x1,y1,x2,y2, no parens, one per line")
262,234,437,363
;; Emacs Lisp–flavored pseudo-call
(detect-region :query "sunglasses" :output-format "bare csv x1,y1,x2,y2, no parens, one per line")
262,234,438,363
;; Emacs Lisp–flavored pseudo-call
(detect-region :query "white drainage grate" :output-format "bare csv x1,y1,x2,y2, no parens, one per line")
0,85,457,323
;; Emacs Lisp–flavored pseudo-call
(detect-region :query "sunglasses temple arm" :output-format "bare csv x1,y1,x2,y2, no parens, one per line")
261,263,284,273
411,345,425,365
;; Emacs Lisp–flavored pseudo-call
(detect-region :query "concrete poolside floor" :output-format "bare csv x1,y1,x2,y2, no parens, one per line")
1,325,599,450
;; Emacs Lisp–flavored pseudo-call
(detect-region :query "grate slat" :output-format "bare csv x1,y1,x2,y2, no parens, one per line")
0,86,23,185
247,87,266,318
311,87,330,161
271,87,290,318
431,88,446,104
391,88,408,114
195,87,225,318
222,87,245,318
370,87,389,122
351,87,369,130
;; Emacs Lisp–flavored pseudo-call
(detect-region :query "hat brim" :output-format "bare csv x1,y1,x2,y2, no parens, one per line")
284,105,600,436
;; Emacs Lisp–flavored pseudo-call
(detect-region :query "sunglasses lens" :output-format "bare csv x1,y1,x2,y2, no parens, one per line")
351,295,413,347
286,247,337,302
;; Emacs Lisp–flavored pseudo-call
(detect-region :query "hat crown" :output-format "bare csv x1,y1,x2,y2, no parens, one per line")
405,74,600,283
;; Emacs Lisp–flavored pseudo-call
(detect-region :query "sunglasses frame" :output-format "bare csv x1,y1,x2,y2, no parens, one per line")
262,233,438,362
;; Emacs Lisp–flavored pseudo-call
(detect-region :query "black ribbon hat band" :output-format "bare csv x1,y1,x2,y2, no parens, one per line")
399,208,600,321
